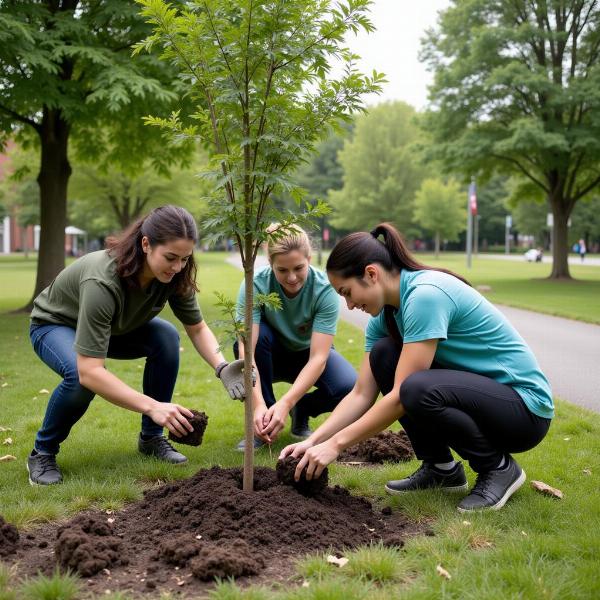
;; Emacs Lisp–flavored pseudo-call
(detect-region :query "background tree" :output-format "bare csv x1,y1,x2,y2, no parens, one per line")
137,0,383,491
0,0,194,309
473,175,511,250
422,0,600,278
413,178,465,257
328,101,425,235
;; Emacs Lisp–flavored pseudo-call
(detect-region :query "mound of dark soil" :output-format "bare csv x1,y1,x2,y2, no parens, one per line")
8,466,420,597
276,456,328,495
338,430,415,463
168,410,208,446
0,515,19,557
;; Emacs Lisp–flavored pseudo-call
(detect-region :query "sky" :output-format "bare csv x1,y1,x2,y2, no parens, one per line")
344,0,451,110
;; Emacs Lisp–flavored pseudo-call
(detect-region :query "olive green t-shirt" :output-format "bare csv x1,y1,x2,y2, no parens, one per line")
31,250,202,358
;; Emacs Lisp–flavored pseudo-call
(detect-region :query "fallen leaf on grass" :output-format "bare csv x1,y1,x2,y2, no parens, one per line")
0,455,17,462
531,480,563,499
2,438,13,445
583,468,591,475
461,520,471,526
563,437,570,441
38,389,50,394
1,382,8,388
327,555,349,567
436,564,451,580
0,427,12,432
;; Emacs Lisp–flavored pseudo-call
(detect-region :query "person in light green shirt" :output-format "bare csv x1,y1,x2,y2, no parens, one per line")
27,206,248,486
282,223,553,513
235,224,356,451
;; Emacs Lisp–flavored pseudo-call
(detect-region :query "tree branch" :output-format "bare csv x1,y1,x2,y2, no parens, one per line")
0,102,40,132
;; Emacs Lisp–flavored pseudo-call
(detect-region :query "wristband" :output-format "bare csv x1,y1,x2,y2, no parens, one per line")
215,361,229,378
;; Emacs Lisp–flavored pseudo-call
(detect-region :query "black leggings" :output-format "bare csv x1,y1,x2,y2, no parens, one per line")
370,337,551,473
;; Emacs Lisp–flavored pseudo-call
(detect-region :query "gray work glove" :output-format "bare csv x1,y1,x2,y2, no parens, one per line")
216,359,255,400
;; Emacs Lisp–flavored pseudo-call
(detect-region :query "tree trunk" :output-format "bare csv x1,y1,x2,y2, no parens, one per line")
242,234,255,492
24,106,71,311
549,194,571,279
434,232,440,258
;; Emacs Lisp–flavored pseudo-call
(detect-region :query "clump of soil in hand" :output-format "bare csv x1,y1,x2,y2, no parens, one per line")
168,410,208,447
0,515,19,557
338,430,415,463
276,456,328,496
190,539,263,581
54,515,125,577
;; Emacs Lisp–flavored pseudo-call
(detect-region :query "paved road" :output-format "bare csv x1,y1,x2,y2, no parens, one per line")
226,255,600,413
478,253,600,267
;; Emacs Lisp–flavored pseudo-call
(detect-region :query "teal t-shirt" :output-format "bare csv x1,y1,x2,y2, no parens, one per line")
365,269,554,419
236,265,339,351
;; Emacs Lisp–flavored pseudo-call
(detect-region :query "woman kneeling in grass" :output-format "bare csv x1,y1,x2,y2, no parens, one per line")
235,224,356,451
27,205,247,486
281,223,553,512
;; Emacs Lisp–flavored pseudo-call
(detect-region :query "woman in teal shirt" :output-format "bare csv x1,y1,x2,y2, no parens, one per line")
235,224,356,450
281,223,552,512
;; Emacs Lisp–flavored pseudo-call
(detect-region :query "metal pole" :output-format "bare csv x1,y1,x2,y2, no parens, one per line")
466,180,473,268
474,215,479,255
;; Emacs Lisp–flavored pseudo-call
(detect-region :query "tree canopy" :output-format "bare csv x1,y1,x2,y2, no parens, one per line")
328,101,425,234
0,0,194,308
422,0,600,278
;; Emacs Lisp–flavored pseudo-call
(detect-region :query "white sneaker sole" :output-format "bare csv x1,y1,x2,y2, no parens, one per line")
385,482,468,495
457,469,526,512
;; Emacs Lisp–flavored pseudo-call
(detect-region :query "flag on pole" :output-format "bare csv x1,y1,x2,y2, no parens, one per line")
469,181,478,215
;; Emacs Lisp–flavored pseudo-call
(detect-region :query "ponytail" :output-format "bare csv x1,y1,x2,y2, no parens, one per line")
327,222,470,346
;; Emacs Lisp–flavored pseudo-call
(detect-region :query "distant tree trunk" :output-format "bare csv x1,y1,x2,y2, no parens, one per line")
549,191,572,280
24,106,71,311
434,232,440,258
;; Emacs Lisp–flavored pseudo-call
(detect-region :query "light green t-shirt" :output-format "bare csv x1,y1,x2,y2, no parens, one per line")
31,250,202,358
365,269,554,419
236,265,339,351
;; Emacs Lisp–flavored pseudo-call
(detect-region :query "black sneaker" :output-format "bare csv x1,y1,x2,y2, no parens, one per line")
27,450,63,486
138,434,188,464
291,405,312,439
385,462,468,495
457,456,525,512
235,437,266,452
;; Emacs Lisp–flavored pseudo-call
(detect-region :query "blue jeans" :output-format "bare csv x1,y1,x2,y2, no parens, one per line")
235,321,357,416
29,318,180,455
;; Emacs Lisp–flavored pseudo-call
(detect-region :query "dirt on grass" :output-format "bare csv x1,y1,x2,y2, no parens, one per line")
4,465,423,597
338,430,415,464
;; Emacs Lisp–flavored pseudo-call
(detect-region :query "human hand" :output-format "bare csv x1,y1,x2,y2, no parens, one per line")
259,401,291,442
293,440,338,482
217,359,255,400
278,438,314,461
253,404,271,443
147,402,194,438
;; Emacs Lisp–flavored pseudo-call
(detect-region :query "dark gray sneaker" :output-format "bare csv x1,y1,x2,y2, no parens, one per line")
235,437,266,452
27,451,63,486
385,461,468,495
457,456,525,512
138,435,187,464
291,405,312,439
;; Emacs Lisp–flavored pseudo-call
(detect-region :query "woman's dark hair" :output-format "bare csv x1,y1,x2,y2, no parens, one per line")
105,205,199,297
326,223,470,345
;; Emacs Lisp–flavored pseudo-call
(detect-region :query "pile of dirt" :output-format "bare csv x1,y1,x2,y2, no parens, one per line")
0,515,19,557
7,466,420,596
168,410,208,446
276,456,328,495
338,430,415,463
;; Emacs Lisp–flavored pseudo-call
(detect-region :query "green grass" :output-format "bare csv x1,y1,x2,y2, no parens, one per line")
0,252,599,598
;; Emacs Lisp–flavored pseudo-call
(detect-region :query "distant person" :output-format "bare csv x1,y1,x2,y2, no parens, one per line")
578,238,586,262
281,223,553,512
28,205,248,486
235,224,356,451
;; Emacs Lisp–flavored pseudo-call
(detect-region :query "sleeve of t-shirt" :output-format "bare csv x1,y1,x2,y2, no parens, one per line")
312,285,339,335
402,284,456,343
74,280,118,358
365,313,389,352
236,278,262,325
168,292,203,325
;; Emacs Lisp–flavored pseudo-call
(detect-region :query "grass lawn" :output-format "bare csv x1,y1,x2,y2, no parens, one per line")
0,252,599,599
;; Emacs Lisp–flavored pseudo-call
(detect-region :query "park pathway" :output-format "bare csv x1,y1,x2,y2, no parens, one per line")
225,255,600,413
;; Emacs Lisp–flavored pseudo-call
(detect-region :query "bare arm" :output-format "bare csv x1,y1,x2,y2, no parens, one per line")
289,339,438,480
77,355,193,437
183,320,226,369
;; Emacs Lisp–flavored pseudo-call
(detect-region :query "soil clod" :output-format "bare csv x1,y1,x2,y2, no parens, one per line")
169,410,208,446
276,456,328,495
190,538,263,580
338,430,414,463
0,515,19,557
